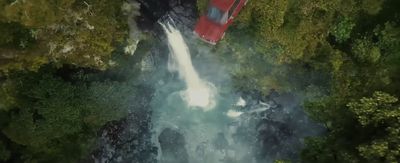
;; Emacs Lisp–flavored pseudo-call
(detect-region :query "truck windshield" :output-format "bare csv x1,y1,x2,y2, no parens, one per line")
207,6,228,24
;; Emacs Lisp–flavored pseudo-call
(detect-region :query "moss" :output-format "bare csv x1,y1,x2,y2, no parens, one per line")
0,22,35,49
196,0,209,14
0,0,133,73
362,0,384,15
0,66,136,162
330,18,356,43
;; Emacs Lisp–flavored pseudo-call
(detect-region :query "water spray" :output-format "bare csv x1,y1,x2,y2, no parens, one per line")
159,19,216,110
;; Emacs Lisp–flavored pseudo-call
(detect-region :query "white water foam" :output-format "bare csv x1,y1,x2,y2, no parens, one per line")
160,22,216,111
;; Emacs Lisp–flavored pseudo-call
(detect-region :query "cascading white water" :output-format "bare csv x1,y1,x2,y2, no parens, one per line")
153,21,275,163
160,22,216,110
150,20,319,163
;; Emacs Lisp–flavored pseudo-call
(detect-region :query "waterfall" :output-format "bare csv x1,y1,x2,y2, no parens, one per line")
160,21,216,111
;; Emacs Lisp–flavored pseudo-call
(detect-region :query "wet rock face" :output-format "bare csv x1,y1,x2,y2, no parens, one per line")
166,0,199,31
158,128,189,163
136,0,198,32
255,120,299,161
136,0,170,23
93,113,157,163
92,86,157,163
232,89,324,162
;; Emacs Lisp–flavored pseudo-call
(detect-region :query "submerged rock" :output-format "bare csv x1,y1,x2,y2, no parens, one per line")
230,90,324,162
158,128,189,163
92,86,157,163
213,133,229,152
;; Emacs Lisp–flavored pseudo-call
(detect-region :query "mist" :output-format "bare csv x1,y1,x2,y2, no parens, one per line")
140,19,323,163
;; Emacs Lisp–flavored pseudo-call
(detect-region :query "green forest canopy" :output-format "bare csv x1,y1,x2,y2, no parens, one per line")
0,0,399,162
198,0,400,162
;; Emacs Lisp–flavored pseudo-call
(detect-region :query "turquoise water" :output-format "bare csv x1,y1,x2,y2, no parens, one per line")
151,22,252,163
151,77,245,162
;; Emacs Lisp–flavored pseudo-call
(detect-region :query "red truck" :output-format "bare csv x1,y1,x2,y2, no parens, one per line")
194,0,248,45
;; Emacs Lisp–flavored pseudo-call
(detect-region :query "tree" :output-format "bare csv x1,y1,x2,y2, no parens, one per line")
231,0,364,63
0,140,10,162
302,92,400,163
0,0,134,73
330,17,356,43
348,92,400,162
0,66,139,162
362,0,384,15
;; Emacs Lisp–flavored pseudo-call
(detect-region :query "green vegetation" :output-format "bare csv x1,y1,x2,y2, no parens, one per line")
199,0,400,162
0,64,144,162
0,0,131,73
0,0,398,162
0,0,147,162
0,44,152,162
196,0,209,13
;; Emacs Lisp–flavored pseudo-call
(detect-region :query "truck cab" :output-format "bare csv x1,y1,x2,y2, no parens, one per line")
194,0,247,45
